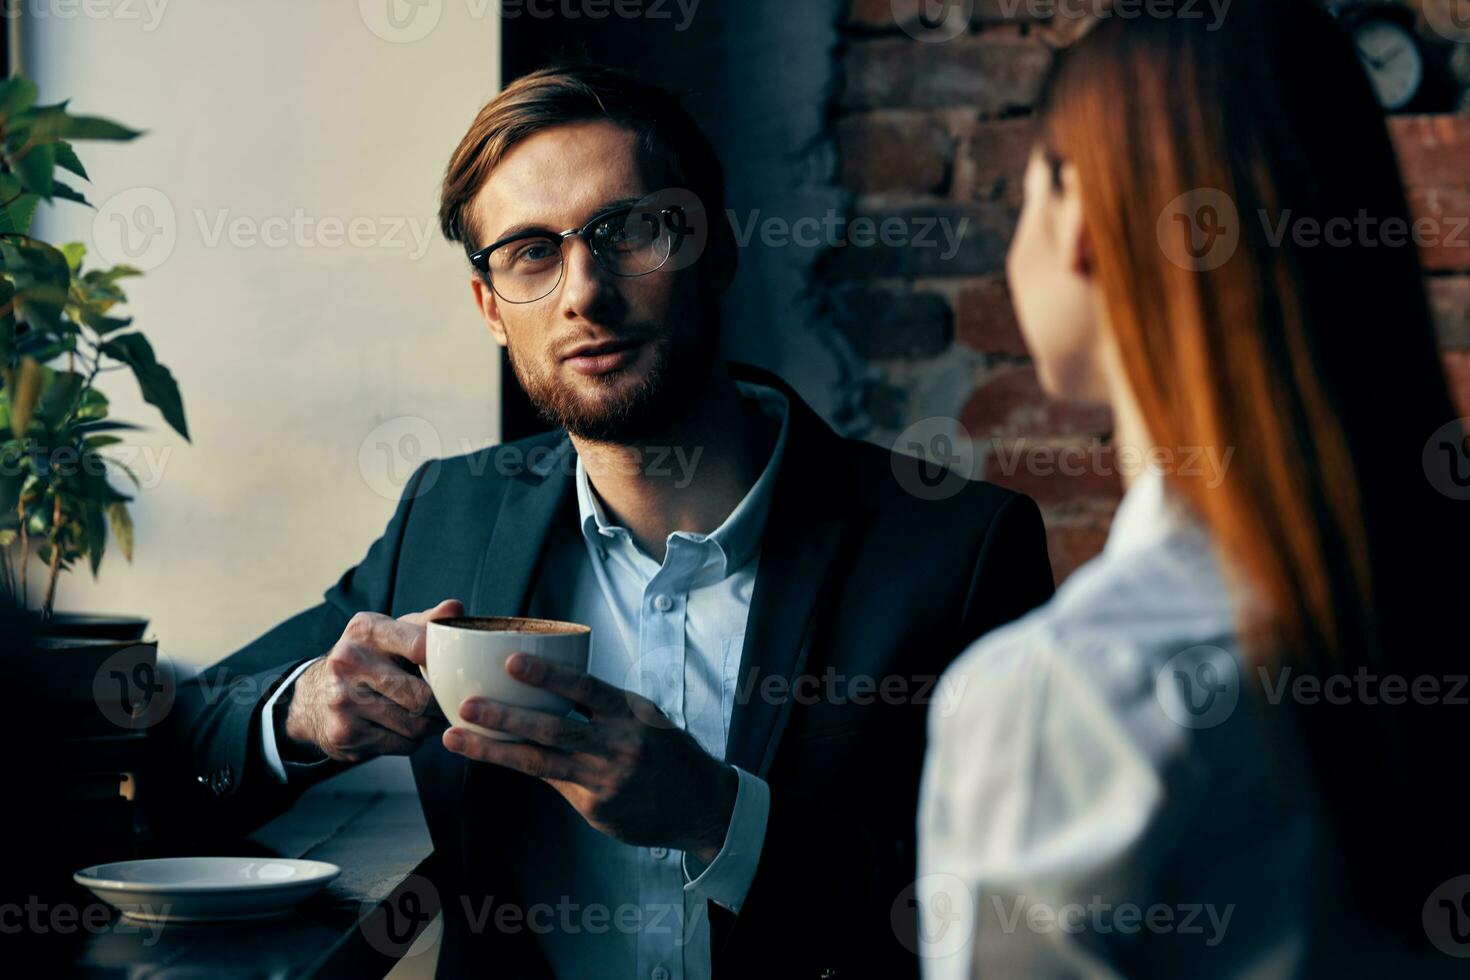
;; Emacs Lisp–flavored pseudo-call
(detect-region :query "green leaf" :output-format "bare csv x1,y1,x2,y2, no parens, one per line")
99,333,189,442
7,356,44,437
83,498,107,576
105,500,132,562
50,181,91,207
26,111,143,143
10,142,56,199
34,369,84,427
0,77,39,121
79,307,133,335
103,453,141,489
59,242,87,271
0,192,41,236
75,386,109,421
1,468,22,517
83,434,121,449
73,419,145,434
53,141,88,181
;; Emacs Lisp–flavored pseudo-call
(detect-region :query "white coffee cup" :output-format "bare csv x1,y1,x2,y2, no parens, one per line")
423,616,592,742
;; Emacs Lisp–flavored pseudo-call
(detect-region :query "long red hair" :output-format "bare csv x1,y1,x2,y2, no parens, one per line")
1038,0,1468,941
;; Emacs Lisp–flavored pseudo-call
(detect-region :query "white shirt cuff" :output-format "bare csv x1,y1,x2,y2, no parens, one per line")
260,657,327,783
681,765,770,913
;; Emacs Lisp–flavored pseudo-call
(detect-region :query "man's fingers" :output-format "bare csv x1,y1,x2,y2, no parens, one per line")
504,654,628,718
399,598,464,628
358,691,439,742
442,728,581,782
342,610,430,666
356,655,437,716
459,697,600,755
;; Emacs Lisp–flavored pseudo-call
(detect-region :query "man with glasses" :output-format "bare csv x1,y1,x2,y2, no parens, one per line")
151,65,1055,979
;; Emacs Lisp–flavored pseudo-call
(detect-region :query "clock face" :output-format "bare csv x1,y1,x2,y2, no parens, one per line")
1354,18,1425,111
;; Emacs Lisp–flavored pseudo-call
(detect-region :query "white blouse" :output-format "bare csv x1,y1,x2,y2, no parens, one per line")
916,469,1449,978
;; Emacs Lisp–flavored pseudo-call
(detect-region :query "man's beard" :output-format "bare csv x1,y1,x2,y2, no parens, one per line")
507,319,720,444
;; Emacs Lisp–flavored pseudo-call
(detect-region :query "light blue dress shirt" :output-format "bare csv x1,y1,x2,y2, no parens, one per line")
263,379,787,980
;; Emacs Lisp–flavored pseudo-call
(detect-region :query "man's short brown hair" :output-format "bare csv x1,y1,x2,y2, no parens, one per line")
438,64,736,289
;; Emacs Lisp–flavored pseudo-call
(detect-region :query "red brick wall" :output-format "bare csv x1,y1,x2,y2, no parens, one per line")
832,3,1470,583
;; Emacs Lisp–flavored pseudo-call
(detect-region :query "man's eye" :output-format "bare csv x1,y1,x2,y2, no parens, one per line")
510,240,559,264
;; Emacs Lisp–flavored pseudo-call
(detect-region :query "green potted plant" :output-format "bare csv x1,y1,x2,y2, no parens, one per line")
0,74,189,637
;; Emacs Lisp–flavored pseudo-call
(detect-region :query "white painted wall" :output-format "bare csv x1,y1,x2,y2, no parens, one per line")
20,3,501,679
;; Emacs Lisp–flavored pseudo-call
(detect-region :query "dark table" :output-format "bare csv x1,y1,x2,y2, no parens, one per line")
35,786,438,978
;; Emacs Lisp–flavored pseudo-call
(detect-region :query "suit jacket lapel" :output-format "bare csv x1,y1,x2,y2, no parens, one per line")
723,368,855,778
468,435,576,620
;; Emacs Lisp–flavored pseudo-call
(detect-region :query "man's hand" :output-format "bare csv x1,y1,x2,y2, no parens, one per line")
442,652,739,864
282,599,462,764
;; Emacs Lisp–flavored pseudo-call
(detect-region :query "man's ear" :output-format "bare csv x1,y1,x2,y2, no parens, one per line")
469,274,509,347
1055,162,1092,280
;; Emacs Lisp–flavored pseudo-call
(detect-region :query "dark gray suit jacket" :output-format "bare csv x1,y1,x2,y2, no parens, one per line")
146,362,1055,978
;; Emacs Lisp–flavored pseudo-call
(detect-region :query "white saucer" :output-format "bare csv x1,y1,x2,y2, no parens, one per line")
74,857,341,923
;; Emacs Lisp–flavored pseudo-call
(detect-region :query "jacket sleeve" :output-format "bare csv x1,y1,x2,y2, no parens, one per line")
142,459,434,843
710,489,1057,978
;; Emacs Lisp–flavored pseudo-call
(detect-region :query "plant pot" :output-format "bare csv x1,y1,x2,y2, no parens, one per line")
37,612,150,641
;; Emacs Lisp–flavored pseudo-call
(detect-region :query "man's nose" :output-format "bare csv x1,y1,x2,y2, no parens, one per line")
558,236,620,319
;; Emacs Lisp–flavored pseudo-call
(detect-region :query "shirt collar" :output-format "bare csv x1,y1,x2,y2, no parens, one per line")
575,379,791,574
1103,463,1198,560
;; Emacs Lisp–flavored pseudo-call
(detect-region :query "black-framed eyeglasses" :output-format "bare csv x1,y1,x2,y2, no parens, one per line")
468,205,691,305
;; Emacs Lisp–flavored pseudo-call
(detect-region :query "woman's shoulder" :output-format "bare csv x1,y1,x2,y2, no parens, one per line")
926,529,1268,856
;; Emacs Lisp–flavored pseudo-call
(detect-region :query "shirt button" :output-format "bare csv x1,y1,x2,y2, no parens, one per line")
651,968,670,980
650,847,668,859
652,594,673,612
